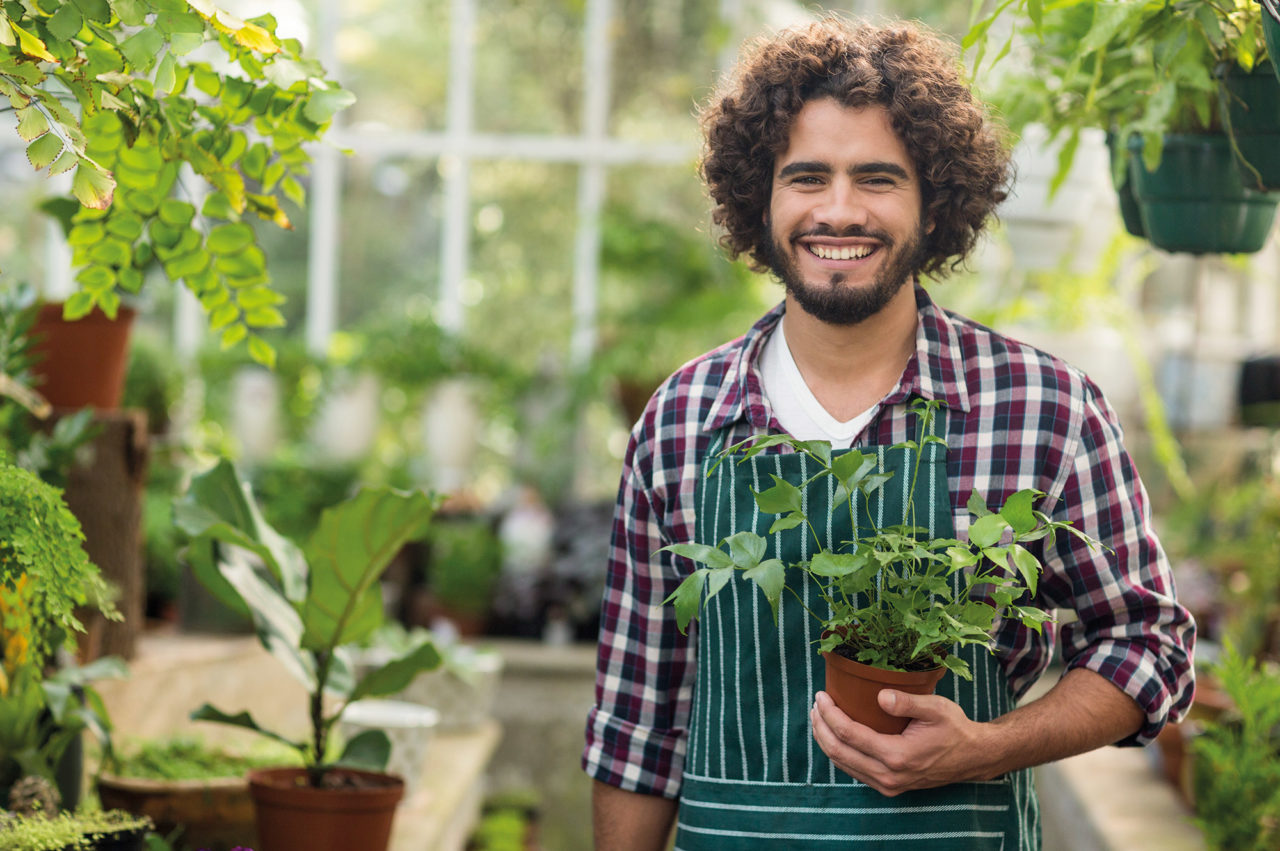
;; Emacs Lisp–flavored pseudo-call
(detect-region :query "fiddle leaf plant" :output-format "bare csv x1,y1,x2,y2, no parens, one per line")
663,401,1103,680
177,459,443,786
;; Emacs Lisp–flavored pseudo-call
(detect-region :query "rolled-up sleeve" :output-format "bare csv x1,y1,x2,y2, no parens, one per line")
583,430,697,798
1042,378,1196,746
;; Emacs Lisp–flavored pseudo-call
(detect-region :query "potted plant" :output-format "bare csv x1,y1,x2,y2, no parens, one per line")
97,736,296,851
0,459,127,808
0,809,152,851
979,0,1280,254
422,518,503,637
662,401,1101,734
173,459,444,851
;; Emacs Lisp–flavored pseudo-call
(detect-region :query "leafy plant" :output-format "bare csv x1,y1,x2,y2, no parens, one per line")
3,0,353,366
1190,641,1280,851
105,735,298,780
175,459,444,786
426,518,502,619
0,808,152,851
976,0,1269,182
663,401,1100,680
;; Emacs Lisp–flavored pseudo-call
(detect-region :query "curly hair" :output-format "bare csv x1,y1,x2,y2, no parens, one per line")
699,16,1011,279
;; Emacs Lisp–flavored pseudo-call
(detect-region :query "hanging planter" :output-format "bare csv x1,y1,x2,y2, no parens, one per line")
1127,133,1280,254
1220,61,1280,190
1264,0,1280,83
1107,132,1147,238
29,302,136,410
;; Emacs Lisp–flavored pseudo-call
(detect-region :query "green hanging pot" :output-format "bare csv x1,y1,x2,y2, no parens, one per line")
1107,131,1146,238
1220,60,1280,190
1127,133,1279,255
1264,0,1280,84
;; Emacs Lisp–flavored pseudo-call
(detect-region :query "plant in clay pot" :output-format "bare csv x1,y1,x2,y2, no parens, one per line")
173,459,443,851
664,401,1102,734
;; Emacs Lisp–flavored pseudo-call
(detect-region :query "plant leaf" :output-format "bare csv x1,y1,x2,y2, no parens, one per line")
26,133,64,170
333,728,390,772
743,558,785,623
661,542,732,569
725,531,766,569
753,475,803,515
71,161,115,209
190,703,306,752
1009,544,1041,597
967,513,1009,549
663,569,706,634
966,488,992,518
808,551,859,577
299,487,441,651
349,640,442,702
999,490,1038,534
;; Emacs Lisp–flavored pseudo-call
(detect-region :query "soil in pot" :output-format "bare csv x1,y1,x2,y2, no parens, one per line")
822,649,946,735
248,767,404,851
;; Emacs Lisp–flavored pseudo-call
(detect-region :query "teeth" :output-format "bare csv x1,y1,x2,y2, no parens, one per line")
811,244,873,260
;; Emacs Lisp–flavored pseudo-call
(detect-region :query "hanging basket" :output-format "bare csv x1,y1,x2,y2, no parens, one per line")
1220,61,1280,190
1127,133,1280,255
1263,0,1280,83
1107,132,1146,238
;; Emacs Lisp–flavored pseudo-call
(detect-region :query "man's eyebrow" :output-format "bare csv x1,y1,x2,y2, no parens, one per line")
850,162,910,179
776,161,831,180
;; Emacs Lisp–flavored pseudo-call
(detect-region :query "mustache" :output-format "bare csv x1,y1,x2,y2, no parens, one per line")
793,224,894,243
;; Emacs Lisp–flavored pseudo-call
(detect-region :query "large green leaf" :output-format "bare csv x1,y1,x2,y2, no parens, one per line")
334,729,390,772
190,703,306,752
217,547,317,690
299,487,440,652
174,458,308,600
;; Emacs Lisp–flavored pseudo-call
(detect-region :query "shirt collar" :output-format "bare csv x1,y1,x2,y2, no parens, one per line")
700,283,972,434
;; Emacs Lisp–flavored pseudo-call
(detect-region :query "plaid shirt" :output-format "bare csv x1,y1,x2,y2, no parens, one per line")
583,284,1196,798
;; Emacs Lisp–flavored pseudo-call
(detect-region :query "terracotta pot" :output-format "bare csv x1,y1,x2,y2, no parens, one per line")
822,652,946,735
30,302,136,410
248,767,404,851
97,773,257,851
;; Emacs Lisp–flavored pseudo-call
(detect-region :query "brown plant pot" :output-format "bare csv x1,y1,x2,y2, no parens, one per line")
822,652,946,734
30,302,137,410
97,773,257,851
248,767,404,851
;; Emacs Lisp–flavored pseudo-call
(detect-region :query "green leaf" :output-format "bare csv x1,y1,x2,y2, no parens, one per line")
808,551,859,578
1009,544,1041,597
190,703,305,752
333,729,390,772
754,475,803,516
165,249,211,279
725,531,766,569
112,0,148,26
68,222,106,246
26,133,65,170
158,199,195,227
742,558,784,623
119,27,164,71
663,570,706,634
661,542,732,569
105,212,143,241
220,324,248,349
72,0,113,23
999,490,1038,535
299,487,442,651
15,105,50,142
349,642,442,702
247,334,275,367
966,489,992,518
968,513,1009,549
244,306,285,328
62,291,96,320
88,237,132,267
72,161,115,210
207,221,255,254
75,263,116,293
47,4,84,40
202,191,237,220
303,87,356,124
155,51,177,93
767,514,804,534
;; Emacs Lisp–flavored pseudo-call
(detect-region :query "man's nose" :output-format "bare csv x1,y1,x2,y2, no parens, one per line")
812,181,869,231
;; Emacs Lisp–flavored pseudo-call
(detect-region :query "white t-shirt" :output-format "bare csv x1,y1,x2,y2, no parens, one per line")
759,321,879,449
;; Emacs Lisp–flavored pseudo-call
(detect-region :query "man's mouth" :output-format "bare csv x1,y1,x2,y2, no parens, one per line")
806,243,877,261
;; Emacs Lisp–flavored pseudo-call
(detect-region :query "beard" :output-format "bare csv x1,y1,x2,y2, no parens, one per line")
763,221,928,326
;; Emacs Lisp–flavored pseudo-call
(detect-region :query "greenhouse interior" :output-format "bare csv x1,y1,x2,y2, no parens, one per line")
1,0,1278,848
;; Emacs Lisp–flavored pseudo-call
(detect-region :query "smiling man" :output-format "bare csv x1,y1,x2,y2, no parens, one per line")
583,17,1195,851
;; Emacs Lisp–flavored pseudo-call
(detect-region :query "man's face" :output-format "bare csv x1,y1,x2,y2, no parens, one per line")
764,98,929,326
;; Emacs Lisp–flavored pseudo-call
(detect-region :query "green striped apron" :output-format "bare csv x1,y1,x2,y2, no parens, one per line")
675,417,1038,850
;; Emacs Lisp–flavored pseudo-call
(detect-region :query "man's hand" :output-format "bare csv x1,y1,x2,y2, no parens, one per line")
809,689,996,796
810,668,1147,796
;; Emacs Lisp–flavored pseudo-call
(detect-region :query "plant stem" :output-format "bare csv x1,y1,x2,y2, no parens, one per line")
308,650,330,787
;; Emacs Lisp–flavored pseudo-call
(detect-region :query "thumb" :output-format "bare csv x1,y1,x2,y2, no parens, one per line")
878,689,920,718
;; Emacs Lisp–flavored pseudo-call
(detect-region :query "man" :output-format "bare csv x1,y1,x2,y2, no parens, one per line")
583,16,1194,851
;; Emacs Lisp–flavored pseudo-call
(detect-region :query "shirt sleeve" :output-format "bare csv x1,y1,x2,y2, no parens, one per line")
1040,377,1196,746
582,426,697,798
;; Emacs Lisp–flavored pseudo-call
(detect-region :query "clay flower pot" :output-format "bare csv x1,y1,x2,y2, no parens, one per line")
30,303,136,410
97,773,256,851
248,767,404,851
822,651,946,735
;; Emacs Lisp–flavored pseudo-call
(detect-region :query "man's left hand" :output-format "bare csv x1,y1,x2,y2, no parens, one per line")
809,689,998,796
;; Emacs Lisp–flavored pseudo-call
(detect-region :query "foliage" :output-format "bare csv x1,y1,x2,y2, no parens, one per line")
426,519,502,618
0,460,119,676
249,457,360,544
175,459,444,785
2,0,353,367
105,735,298,780
1190,641,1280,851
663,401,1100,680
976,0,1269,182
0,808,151,851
